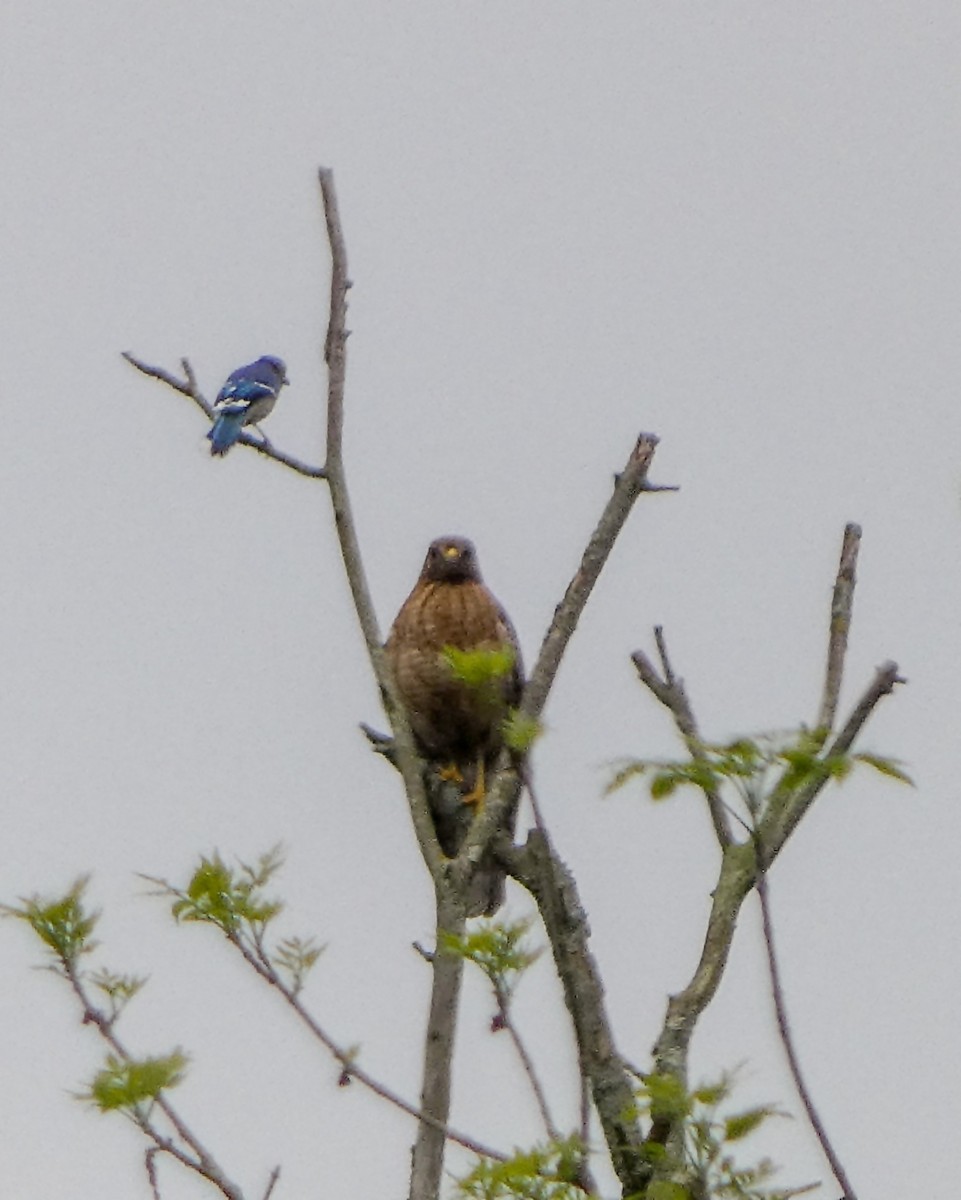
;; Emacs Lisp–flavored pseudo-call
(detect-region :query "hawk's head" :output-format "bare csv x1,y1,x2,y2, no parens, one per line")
421,536,482,583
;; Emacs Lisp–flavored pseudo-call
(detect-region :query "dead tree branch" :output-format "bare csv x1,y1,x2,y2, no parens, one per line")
523,433,664,724
316,168,442,885
462,433,671,882
632,626,732,848
817,523,861,734
316,169,465,1200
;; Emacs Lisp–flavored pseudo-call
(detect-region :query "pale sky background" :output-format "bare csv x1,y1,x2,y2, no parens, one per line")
1,4,957,1198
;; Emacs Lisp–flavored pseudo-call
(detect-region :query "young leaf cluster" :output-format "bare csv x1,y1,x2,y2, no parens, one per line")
4,880,193,1135
84,1050,189,1118
634,1073,815,1200
151,847,324,995
89,967,148,1021
441,918,541,1003
2,877,98,967
443,645,517,690
170,848,285,933
454,1137,586,1200
502,709,543,754
608,727,911,820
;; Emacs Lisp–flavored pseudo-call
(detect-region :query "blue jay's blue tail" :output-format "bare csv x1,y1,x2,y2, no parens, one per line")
207,355,287,456
207,408,246,456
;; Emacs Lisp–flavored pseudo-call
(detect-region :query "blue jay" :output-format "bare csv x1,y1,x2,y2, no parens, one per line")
207,356,288,456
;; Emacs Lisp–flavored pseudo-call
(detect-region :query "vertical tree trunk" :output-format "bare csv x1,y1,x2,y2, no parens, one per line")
408,890,466,1200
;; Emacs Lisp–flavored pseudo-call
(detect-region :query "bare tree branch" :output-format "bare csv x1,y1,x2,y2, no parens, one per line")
145,1147,162,1200
522,432,666,724
755,867,859,1200
121,352,327,479
632,626,732,847
461,433,671,880
501,830,652,1197
261,1165,282,1200
123,352,199,400
314,168,473,1200
493,985,559,1142
816,523,861,734
315,168,443,885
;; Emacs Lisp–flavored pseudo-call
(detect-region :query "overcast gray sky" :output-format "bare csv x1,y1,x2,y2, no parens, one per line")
1,4,957,1197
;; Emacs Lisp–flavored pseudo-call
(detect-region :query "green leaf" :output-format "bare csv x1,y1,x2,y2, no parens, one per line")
649,772,681,800
723,1106,776,1142
441,919,540,996
172,853,282,930
85,1050,188,1113
853,753,914,785
690,1078,730,1107
453,1137,585,1200
443,645,516,688
644,1072,691,1122
647,1184,690,1200
2,878,98,964
503,710,542,753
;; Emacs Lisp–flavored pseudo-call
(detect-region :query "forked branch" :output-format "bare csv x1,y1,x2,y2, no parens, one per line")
643,525,903,1186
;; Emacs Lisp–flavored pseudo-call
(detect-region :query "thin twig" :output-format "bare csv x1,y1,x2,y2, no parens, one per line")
492,997,600,1196
817,523,861,733
578,1073,590,1160
495,987,559,1141
261,1165,282,1200
122,352,327,479
221,923,505,1162
520,764,549,838
63,962,246,1200
146,1147,162,1200
755,866,858,1200
632,627,732,847
123,352,198,399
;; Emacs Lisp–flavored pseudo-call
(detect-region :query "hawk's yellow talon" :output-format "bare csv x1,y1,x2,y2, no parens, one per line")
461,759,486,807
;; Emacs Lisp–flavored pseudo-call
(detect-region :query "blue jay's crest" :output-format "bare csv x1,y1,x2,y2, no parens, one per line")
208,355,288,456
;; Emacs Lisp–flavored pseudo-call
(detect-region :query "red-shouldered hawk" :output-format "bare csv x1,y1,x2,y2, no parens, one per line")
386,536,523,914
